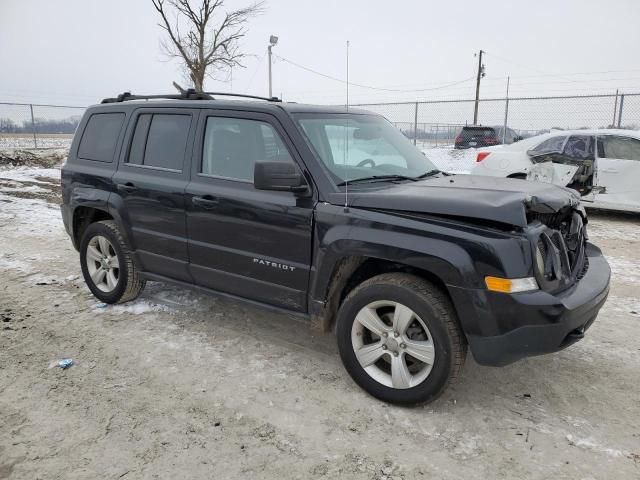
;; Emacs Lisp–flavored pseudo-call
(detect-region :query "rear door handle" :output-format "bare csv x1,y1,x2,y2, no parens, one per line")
117,182,137,192
601,168,618,173
192,195,219,209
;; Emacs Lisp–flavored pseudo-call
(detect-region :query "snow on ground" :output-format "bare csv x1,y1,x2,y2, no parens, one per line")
0,134,73,150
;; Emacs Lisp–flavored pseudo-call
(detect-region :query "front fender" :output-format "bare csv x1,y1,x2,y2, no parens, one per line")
309,204,532,335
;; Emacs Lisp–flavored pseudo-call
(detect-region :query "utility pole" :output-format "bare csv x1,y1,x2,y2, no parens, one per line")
268,35,278,98
473,49,485,125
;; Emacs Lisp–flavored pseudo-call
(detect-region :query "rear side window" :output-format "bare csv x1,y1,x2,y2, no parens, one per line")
127,113,191,171
77,113,125,162
563,135,595,160
529,136,566,155
201,117,293,181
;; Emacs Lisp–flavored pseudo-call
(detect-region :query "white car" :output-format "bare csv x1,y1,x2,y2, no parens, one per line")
471,129,640,213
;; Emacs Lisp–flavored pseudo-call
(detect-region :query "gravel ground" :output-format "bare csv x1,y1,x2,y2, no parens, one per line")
1,166,639,480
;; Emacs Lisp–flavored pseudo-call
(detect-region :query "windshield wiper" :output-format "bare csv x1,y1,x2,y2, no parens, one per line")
415,169,443,179
336,174,418,186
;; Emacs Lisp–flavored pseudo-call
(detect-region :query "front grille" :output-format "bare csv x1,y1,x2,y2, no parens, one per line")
533,209,587,288
577,255,589,280
527,211,566,230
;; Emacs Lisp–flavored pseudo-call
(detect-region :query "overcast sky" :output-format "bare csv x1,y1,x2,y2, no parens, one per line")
1,0,640,107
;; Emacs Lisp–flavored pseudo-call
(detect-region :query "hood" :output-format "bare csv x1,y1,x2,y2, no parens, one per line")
328,175,580,228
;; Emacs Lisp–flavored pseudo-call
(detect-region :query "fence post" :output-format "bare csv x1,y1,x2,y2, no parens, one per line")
503,98,510,143
29,104,38,148
413,102,419,145
612,89,619,127
617,94,625,128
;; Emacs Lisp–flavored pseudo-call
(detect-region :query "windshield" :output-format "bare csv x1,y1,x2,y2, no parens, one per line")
294,113,438,185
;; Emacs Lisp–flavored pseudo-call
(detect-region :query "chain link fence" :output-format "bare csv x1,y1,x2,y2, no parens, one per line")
2,93,639,152
355,93,640,150
0,102,86,149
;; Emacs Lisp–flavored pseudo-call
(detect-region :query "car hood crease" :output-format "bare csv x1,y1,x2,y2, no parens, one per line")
328,175,579,228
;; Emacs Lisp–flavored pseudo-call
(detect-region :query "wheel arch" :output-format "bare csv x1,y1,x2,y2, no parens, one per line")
310,253,464,335
72,206,114,249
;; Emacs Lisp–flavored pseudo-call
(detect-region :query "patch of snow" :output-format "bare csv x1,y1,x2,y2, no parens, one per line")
0,254,35,274
606,256,640,284
566,434,626,458
0,167,61,183
95,299,174,315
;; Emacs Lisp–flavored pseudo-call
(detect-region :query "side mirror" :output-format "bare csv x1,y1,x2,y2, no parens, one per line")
254,161,308,193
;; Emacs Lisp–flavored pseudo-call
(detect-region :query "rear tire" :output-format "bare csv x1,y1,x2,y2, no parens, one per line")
80,220,146,304
336,273,466,405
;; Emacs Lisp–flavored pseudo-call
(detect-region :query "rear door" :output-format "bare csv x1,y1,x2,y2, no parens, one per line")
112,108,197,282
184,109,314,311
594,135,640,209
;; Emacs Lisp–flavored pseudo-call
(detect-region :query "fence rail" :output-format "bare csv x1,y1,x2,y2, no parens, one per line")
354,92,640,147
2,92,640,150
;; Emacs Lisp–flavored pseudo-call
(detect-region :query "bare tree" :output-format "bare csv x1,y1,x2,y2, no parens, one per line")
151,0,264,92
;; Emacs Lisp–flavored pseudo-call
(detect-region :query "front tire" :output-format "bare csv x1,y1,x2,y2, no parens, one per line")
336,273,466,405
80,220,146,304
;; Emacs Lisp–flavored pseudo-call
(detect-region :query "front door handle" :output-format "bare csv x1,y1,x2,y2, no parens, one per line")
192,195,219,209
601,168,618,173
118,182,137,192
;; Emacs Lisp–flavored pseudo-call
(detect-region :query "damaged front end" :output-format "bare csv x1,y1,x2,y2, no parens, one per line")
526,200,589,293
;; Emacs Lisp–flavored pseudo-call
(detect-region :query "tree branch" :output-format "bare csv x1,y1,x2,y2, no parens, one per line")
151,0,264,91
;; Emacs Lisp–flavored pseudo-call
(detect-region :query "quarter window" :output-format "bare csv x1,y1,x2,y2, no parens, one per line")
201,117,293,181
127,113,191,171
598,135,640,161
77,113,125,162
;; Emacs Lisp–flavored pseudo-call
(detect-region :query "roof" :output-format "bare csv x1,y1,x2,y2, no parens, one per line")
542,128,640,137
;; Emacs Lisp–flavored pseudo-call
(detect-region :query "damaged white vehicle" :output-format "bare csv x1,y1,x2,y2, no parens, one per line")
471,129,640,213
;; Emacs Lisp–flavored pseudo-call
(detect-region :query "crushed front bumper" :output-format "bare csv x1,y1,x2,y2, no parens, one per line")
449,242,610,366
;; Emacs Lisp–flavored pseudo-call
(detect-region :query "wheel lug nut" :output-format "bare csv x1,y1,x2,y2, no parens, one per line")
400,343,406,349
393,351,399,357
381,345,387,350
393,331,399,337
383,332,388,338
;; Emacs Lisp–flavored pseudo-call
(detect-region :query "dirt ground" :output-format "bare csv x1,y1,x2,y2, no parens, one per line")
1,164,639,480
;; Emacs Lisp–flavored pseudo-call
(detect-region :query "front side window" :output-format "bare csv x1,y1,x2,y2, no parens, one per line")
295,114,437,184
78,113,125,162
201,117,293,181
127,113,191,171
598,135,640,161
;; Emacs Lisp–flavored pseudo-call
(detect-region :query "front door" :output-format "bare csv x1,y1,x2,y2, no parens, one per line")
185,110,314,311
112,108,197,282
594,135,640,210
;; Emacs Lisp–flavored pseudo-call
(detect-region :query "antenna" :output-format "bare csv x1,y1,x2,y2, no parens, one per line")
344,40,350,212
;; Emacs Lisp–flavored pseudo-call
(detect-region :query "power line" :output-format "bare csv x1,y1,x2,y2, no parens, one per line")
273,53,476,92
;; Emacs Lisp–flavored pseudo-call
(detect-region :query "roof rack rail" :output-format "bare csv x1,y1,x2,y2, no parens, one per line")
203,92,281,102
101,89,280,104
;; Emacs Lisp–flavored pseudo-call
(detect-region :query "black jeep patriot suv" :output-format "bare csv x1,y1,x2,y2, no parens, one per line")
61,91,610,405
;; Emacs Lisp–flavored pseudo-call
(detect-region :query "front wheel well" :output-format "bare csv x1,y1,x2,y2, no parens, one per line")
72,207,113,247
317,257,452,333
